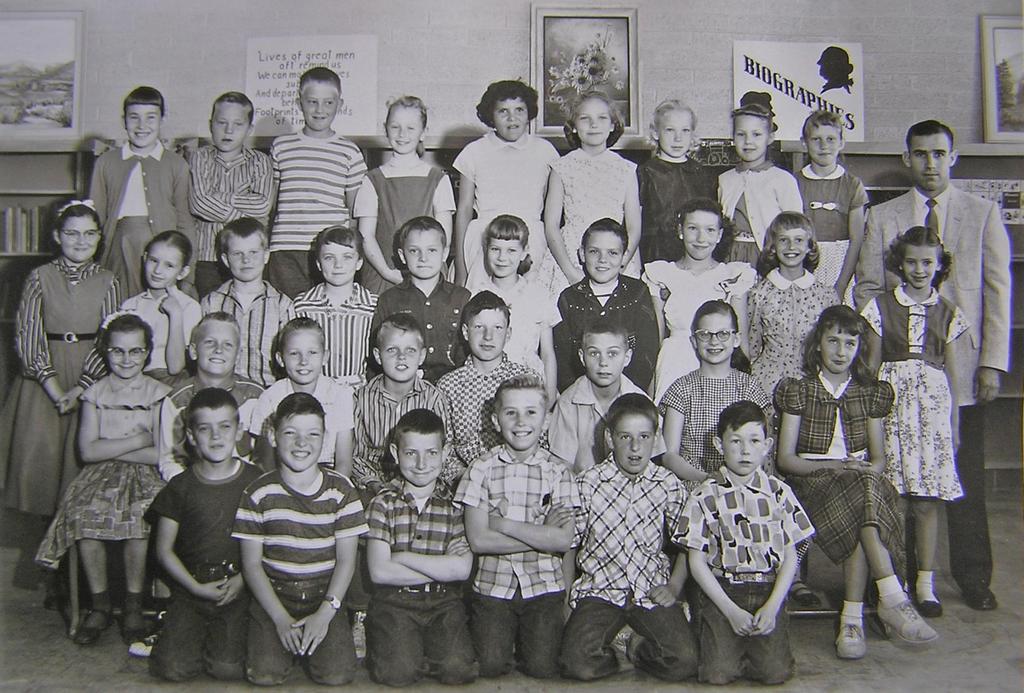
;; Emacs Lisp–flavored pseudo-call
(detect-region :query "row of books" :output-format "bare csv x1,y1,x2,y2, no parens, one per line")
0,206,47,254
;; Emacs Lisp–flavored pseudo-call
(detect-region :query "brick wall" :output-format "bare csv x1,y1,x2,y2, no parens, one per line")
12,0,1022,144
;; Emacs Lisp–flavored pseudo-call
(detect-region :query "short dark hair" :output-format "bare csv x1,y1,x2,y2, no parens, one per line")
564,91,624,148
905,119,955,150
677,197,733,263
375,313,424,348
299,67,341,94
210,91,254,125
273,391,325,430
581,317,629,346
383,408,446,482
462,290,510,329
476,80,539,127
717,400,768,438
885,226,952,288
145,229,193,269
99,313,154,368
605,393,658,432
185,387,239,430
690,300,751,373
396,215,446,251
216,217,268,257
483,214,532,275
55,200,101,233
123,86,165,117
312,225,363,259
581,218,628,253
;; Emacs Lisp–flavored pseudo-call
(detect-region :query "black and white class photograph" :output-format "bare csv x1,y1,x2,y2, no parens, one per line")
0,1,1020,691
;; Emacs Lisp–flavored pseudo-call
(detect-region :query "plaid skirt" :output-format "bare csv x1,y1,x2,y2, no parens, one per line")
789,468,906,578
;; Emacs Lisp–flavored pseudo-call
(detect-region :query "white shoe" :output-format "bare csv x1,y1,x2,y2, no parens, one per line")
877,599,938,643
835,623,866,660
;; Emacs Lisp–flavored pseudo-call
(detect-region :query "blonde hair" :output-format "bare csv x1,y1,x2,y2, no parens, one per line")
385,95,428,157
649,99,699,154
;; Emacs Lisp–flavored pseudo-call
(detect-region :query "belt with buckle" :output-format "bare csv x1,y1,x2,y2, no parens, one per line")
46,332,96,344
391,582,453,595
190,561,240,583
714,570,775,584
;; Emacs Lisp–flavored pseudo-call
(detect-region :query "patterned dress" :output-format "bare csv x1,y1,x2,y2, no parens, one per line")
540,149,639,297
642,260,757,402
0,259,119,515
747,269,837,397
862,286,967,500
36,374,171,569
796,165,868,297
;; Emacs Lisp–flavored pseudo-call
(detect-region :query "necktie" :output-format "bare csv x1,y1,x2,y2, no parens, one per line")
924,198,939,235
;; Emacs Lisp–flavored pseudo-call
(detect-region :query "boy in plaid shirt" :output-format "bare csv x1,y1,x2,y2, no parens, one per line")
676,400,814,685
560,393,697,681
454,373,578,679
364,409,477,686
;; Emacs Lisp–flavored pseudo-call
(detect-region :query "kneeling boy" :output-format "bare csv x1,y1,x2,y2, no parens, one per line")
148,388,264,681
560,393,697,681
454,373,578,679
233,393,367,686
676,401,814,685
364,409,477,686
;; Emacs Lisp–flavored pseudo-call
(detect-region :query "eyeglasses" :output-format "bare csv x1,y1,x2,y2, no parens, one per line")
693,329,736,343
106,346,148,360
60,229,100,242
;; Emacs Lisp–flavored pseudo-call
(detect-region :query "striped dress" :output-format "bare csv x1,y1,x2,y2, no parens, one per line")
232,468,367,583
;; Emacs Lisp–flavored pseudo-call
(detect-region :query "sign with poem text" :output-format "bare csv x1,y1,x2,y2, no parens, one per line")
245,35,378,136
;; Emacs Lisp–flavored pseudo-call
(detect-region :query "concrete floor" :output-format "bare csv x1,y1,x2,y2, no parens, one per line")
0,488,1020,692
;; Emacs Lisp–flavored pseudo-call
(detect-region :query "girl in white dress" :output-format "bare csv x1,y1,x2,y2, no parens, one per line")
642,198,756,402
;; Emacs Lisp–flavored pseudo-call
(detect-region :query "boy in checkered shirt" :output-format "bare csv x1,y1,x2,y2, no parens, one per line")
675,400,814,685
454,373,579,679
437,290,538,470
560,393,697,682
363,409,477,686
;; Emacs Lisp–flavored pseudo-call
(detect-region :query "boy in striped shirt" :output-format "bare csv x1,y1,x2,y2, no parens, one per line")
268,67,367,297
234,393,367,686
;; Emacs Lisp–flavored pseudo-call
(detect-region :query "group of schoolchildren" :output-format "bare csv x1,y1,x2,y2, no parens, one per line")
0,62,1010,687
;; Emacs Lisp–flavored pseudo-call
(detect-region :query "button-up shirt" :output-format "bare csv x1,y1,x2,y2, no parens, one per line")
366,481,465,558
571,458,685,608
454,445,578,599
676,467,814,576
292,282,378,386
200,280,294,387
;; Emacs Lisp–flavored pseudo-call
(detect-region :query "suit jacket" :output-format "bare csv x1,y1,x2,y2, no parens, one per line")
855,187,1011,405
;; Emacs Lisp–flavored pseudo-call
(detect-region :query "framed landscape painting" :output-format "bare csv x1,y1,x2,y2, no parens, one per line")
0,11,83,137
531,6,639,136
981,15,1024,143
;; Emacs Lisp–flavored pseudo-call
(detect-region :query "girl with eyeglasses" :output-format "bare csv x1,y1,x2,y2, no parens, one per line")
1,200,121,518
659,300,770,490
37,313,172,645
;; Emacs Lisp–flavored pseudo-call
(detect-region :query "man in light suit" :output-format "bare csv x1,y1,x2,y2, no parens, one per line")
855,120,1011,612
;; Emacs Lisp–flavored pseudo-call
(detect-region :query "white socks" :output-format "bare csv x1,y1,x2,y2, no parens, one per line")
876,574,906,608
916,571,937,603
841,600,863,627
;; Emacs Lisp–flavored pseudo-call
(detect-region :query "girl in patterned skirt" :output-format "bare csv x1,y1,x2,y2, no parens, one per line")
775,305,936,661
861,226,967,618
37,314,171,645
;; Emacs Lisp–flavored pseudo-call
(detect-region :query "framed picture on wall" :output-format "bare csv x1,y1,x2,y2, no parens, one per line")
531,6,639,137
981,15,1024,143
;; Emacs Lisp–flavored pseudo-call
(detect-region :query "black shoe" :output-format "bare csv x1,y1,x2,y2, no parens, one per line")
121,609,149,644
962,587,997,611
916,598,943,618
72,609,111,645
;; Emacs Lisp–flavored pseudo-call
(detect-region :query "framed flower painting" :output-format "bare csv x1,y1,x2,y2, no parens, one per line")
531,6,639,136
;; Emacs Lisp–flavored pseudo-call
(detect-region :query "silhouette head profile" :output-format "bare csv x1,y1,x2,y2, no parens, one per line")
818,46,854,94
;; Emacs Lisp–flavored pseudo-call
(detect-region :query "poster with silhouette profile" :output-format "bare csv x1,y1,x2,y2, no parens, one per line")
733,41,864,142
